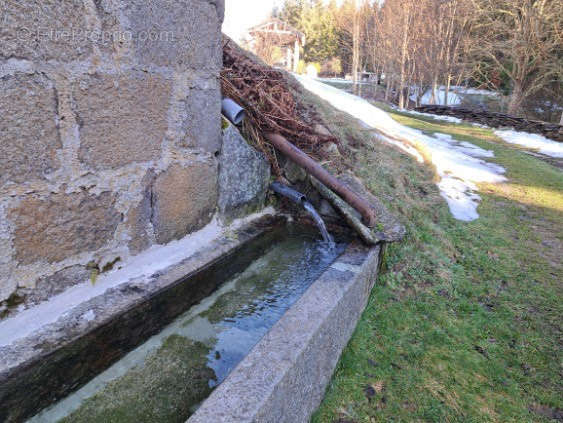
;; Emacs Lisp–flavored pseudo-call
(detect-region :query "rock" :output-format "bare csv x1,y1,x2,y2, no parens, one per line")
319,199,339,219
180,87,222,153
75,72,171,169
0,276,17,307
120,0,223,70
320,142,340,156
0,73,61,185
152,162,218,244
314,124,340,157
9,191,121,265
284,159,307,184
218,126,270,222
314,123,332,136
126,171,155,254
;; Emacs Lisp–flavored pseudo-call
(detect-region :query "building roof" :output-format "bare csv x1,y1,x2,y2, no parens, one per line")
247,18,306,46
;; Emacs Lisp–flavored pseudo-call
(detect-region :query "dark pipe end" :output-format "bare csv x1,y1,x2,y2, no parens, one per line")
270,181,307,204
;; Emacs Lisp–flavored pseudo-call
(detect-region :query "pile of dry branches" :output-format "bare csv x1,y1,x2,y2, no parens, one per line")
221,36,338,175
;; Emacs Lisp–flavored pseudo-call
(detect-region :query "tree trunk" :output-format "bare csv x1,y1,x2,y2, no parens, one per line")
398,8,410,109
507,83,524,115
416,81,424,107
444,74,451,106
385,73,392,101
431,75,438,105
560,111,563,126
352,5,361,86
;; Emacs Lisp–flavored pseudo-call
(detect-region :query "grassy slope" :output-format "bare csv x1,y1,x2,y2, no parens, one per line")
307,101,562,422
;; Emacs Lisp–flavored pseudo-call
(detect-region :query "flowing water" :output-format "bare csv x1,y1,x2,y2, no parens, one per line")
303,201,335,248
29,226,345,423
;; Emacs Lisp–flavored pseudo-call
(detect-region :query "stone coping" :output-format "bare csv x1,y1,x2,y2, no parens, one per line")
188,241,382,423
0,213,284,423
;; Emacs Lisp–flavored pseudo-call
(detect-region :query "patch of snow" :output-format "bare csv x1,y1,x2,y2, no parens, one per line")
452,86,499,97
379,134,424,163
411,86,498,107
459,141,495,157
0,207,277,348
411,87,462,106
297,76,506,222
494,130,563,158
405,109,463,124
316,77,353,84
314,77,373,85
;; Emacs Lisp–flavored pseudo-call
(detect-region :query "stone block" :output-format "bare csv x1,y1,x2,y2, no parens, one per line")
126,171,155,254
152,163,217,244
180,88,222,153
75,73,170,169
218,126,270,221
9,191,121,265
189,244,382,423
0,73,61,185
0,0,99,62
0,274,17,305
120,0,223,70
24,265,91,306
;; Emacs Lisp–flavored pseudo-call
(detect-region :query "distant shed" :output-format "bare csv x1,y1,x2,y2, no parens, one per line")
247,18,305,72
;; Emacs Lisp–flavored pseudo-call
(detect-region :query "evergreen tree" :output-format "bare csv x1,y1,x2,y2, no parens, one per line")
279,0,339,64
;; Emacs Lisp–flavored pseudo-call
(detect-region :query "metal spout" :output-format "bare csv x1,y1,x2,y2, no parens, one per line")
270,182,334,247
270,181,307,205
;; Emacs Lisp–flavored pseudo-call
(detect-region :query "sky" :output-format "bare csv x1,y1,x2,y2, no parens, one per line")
223,0,281,42
223,0,352,42
223,0,347,43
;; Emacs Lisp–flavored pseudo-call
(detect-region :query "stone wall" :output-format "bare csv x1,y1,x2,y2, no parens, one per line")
0,0,226,308
415,105,563,142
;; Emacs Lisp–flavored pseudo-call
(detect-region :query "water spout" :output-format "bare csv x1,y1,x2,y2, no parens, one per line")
303,201,335,247
270,182,335,247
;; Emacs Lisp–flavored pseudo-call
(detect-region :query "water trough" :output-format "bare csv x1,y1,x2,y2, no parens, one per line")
1,209,384,423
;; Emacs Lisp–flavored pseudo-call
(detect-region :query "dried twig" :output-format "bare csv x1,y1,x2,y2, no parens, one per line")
221,36,339,175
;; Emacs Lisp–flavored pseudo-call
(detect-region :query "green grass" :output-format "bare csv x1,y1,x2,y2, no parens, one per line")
309,105,562,422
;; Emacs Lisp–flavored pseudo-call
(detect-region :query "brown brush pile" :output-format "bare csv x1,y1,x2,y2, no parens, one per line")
221,36,339,175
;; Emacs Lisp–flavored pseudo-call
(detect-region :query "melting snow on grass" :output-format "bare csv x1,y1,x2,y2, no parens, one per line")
494,129,563,158
298,76,507,222
401,109,463,124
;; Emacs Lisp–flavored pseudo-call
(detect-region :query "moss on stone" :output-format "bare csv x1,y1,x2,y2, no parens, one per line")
200,238,306,324
61,335,215,423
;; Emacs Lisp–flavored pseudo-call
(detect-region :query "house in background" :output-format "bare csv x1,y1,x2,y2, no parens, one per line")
245,18,305,72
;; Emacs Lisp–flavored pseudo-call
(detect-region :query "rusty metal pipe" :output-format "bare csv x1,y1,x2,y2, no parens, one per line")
265,132,377,227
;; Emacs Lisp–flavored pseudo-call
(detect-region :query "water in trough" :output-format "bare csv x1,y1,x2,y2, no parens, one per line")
29,225,345,423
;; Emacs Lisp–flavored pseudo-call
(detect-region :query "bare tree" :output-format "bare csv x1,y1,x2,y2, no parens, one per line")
333,0,366,85
470,0,563,115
